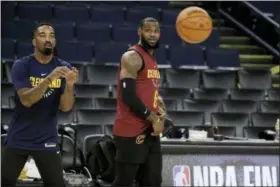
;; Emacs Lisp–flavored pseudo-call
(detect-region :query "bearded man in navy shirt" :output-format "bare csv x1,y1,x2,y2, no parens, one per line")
1,22,78,187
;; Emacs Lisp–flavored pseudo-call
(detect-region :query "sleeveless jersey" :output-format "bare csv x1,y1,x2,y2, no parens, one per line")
113,44,161,137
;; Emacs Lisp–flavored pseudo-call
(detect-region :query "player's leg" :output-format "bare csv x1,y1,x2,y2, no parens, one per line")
137,137,162,186
1,147,29,186
31,150,65,187
137,154,162,187
113,135,149,186
112,161,140,186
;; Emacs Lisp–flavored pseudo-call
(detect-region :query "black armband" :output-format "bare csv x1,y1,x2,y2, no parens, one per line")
121,78,151,119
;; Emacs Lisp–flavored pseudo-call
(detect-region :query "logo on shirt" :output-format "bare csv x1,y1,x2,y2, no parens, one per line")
44,88,55,98
136,134,146,144
147,69,160,88
44,142,56,148
147,69,160,79
30,76,62,98
173,165,191,186
144,108,148,114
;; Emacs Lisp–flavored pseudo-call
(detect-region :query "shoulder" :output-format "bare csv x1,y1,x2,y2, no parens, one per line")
121,50,144,72
122,50,143,65
12,55,33,70
122,50,142,59
55,57,73,69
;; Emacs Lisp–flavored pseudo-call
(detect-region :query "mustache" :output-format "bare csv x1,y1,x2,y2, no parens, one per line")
141,36,160,49
44,42,52,47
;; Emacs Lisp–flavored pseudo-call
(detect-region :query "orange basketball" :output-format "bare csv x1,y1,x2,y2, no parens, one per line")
176,6,213,44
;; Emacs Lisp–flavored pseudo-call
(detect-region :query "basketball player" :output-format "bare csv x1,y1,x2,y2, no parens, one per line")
1,22,78,187
113,17,166,186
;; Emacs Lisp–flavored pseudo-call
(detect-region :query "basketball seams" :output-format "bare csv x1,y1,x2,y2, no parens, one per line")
175,7,213,43
179,26,212,31
176,25,202,43
176,15,211,23
177,16,212,30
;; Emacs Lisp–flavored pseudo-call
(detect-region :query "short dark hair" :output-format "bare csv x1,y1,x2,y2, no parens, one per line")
139,17,159,29
32,22,54,39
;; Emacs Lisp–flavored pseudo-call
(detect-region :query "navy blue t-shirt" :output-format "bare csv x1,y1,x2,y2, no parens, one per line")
5,55,72,151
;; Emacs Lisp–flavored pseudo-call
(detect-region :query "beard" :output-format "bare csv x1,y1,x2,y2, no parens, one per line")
41,47,53,56
140,36,160,50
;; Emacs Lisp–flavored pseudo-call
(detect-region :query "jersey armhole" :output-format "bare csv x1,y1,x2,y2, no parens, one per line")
126,49,145,73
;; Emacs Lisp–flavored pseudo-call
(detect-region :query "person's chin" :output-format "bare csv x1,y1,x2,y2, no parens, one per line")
43,48,53,56
149,43,159,49
148,42,156,46
44,47,52,50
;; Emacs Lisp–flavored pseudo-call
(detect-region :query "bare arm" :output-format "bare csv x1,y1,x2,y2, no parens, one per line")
158,95,166,113
59,67,78,112
59,84,75,112
120,51,160,123
17,78,51,108
120,51,142,79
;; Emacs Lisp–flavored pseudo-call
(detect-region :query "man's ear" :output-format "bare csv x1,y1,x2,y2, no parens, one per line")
32,38,36,47
137,28,141,37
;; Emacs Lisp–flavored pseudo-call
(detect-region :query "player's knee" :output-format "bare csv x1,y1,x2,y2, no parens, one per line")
113,176,135,187
153,175,162,186
1,176,18,186
138,173,162,186
1,167,19,186
42,176,65,187
43,181,65,187
151,167,162,186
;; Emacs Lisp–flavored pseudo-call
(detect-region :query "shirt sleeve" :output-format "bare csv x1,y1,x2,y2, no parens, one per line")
11,60,32,90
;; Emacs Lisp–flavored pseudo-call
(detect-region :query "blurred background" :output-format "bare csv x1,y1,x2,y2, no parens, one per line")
1,1,280,186
2,0,279,139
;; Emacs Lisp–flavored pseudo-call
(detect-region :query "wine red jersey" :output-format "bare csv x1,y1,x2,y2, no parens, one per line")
113,44,161,137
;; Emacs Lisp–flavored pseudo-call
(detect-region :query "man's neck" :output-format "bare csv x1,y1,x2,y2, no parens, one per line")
138,42,154,56
34,51,53,64
148,49,154,56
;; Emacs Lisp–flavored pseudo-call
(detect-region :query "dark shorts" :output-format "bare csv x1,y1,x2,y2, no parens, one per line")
114,133,162,164
113,133,163,186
